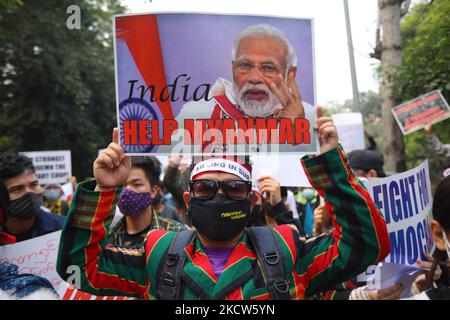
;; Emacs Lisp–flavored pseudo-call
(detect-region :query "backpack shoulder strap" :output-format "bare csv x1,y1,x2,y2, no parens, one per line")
156,229,197,300
247,226,291,300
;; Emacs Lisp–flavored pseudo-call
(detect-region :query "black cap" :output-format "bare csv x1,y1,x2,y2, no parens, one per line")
347,149,386,177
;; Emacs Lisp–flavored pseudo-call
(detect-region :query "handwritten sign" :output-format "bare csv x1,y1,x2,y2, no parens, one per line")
391,90,450,135
20,150,72,185
0,231,125,300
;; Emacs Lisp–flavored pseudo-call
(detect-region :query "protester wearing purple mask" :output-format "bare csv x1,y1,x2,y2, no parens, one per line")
108,156,185,246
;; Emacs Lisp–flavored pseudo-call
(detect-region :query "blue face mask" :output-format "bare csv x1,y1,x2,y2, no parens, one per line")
43,189,60,201
302,188,315,201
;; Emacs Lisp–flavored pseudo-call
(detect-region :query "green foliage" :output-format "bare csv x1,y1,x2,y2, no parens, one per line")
392,0,450,186
0,0,125,179
0,0,23,13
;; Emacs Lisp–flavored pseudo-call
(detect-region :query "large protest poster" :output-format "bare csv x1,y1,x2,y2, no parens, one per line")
391,90,450,135
331,112,365,152
364,160,434,265
357,161,434,296
0,231,125,300
114,12,318,156
20,150,72,185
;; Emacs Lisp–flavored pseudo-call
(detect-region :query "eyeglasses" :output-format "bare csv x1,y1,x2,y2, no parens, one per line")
189,179,252,201
234,59,282,77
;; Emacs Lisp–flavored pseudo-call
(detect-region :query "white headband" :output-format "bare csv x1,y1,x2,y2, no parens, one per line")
190,158,251,181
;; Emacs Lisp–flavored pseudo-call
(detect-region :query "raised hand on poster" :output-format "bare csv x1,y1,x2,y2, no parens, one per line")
94,128,131,190
265,72,305,121
314,107,339,154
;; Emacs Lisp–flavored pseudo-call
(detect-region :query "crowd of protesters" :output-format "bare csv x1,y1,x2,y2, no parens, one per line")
1,108,449,300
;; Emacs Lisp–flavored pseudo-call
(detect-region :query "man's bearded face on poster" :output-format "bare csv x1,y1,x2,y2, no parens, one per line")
232,30,295,118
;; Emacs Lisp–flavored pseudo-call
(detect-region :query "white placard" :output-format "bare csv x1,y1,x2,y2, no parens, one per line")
251,154,311,187
60,182,74,202
332,112,365,152
20,150,72,185
0,231,125,300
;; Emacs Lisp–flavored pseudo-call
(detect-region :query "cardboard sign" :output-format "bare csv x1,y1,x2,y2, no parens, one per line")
20,150,72,185
391,90,450,135
114,12,319,156
332,112,365,152
0,231,125,300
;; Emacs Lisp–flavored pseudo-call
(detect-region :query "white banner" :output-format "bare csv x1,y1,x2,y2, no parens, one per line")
0,231,125,300
20,150,72,185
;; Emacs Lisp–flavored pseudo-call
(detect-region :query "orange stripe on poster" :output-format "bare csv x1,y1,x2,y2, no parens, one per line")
116,15,174,119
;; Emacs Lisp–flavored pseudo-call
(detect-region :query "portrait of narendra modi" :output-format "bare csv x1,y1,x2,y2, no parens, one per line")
115,13,318,155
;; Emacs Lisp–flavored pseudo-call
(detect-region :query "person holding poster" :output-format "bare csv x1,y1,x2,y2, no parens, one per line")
425,123,450,159
172,23,315,154
116,15,318,157
162,155,191,225
57,109,390,300
409,176,450,299
0,153,64,244
246,177,301,232
107,156,185,247
347,149,387,178
313,150,406,300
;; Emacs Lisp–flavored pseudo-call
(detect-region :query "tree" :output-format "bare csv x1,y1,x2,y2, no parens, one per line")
378,0,407,174
0,0,125,179
392,0,450,186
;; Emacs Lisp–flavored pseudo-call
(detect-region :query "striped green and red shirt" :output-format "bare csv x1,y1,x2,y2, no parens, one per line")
56,145,390,299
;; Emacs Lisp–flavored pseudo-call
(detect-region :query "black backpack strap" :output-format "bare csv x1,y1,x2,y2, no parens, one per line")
247,226,291,300
156,229,197,300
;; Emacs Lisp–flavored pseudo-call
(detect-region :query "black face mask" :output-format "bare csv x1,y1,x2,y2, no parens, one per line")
188,193,250,242
8,192,42,220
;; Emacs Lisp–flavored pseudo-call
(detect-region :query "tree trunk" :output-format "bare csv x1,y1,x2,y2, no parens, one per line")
379,0,406,173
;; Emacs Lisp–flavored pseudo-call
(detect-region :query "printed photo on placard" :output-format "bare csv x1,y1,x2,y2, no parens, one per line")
114,12,318,156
